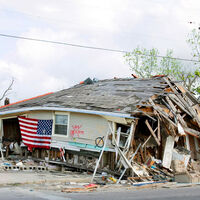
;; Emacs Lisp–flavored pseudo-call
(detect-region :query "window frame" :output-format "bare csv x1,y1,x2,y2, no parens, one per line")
53,112,70,137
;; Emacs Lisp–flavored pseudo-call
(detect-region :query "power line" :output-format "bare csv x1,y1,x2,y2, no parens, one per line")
0,8,181,42
0,33,200,63
0,8,195,43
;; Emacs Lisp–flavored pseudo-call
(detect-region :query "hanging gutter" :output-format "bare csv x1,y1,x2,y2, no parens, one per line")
0,106,135,119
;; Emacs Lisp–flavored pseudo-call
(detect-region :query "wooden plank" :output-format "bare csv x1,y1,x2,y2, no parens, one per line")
163,78,199,122
117,143,142,183
115,127,121,163
109,121,142,177
162,135,175,169
165,96,177,113
149,98,177,128
126,121,136,151
175,80,198,105
128,176,153,180
193,105,200,118
163,77,190,107
184,127,200,138
169,94,192,117
189,135,196,159
174,83,186,93
139,110,157,121
185,91,199,105
140,147,144,163
157,118,161,142
113,138,141,176
118,120,138,168
130,119,138,149
116,121,137,169
145,120,160,146
142,135,152,148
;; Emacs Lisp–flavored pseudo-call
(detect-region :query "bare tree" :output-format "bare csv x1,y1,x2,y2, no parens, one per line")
0,78,14,102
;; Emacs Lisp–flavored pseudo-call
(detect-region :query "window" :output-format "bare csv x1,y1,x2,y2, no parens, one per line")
55,115,68,136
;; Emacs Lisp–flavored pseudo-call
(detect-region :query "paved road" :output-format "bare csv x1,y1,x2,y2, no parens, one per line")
0,186,200,200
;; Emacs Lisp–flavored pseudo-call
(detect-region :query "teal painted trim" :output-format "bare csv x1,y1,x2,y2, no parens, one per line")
68,141,109,151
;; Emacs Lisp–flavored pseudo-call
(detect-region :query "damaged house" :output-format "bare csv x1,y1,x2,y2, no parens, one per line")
0,76,200,182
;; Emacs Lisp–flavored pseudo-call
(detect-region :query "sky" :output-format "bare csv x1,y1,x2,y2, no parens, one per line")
0,0,200,104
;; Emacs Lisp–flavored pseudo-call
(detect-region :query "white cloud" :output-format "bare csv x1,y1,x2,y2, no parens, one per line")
0,0,200,102
16,28,73,64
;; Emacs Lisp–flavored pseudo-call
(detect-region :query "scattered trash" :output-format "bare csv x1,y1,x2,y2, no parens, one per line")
61,183,99,193
16,161,24,167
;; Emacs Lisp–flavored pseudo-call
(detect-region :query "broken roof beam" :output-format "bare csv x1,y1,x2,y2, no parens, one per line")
163,77,193,109
184,127,200,138
163,77,200,127
149,98,177,128
132,108,157,121
165,96,188,127
169,94,192,117
145,120,160,146
174,81,199,105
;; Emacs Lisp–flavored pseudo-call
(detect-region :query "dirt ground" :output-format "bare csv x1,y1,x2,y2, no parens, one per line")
1,169,200,196
0,170,92,187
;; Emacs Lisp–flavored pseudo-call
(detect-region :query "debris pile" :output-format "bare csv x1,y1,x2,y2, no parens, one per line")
0,76,200,187
92,77,200,185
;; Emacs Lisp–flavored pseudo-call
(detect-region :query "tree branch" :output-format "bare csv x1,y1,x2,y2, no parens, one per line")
0,78,14,101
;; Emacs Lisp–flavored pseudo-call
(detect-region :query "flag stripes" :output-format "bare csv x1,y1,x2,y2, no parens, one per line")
18,116,53,149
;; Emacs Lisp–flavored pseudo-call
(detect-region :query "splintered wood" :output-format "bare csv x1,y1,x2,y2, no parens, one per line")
90,77,200,185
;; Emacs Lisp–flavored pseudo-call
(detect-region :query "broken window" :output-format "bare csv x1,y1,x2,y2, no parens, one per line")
54,115,68,136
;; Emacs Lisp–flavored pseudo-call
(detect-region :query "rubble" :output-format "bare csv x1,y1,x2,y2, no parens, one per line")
1,76,200,189
91,77,200,185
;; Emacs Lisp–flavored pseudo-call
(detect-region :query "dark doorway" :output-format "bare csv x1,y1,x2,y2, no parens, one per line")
3,118,21,143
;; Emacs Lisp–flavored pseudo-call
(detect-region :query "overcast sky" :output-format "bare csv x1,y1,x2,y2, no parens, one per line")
0,0,199,104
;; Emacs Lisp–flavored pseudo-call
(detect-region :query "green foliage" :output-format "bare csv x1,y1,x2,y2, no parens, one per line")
186,27,200,94
124,47,183,79
125,27,200,95
187,28,200,61
124,47,158,78
124,47,200,95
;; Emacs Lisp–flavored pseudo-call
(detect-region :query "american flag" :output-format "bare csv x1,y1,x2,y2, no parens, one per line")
18,116,53,149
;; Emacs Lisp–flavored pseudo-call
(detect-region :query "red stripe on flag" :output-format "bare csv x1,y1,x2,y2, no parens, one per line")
22,137,51,144
23,143,50,149
20,129,37,134
18,120,38,126
19,124,37,130
21,133,51,140
18,116,52,150
18,116,38,122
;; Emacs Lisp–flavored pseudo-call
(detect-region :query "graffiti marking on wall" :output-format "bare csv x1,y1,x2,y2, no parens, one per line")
70,125,84,137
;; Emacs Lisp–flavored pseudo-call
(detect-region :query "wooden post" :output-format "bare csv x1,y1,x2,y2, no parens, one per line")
157,118,161,141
